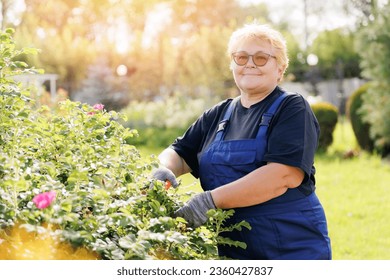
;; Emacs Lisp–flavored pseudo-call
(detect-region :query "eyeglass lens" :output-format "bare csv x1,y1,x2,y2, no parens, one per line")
232,51,271,67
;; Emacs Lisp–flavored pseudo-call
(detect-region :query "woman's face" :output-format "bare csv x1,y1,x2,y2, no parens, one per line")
231,38,283,96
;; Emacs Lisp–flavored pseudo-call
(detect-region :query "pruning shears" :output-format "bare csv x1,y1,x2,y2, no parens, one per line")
165,180,172,190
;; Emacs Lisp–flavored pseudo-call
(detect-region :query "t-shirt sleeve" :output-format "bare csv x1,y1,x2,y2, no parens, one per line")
170,101,228,178
263,94,319,178
169,118,203,178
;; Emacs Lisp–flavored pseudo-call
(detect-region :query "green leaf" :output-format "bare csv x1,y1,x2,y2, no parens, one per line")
217,236,247,250
13,61,28,68
21,47,40,55
118,234,137,249
61,201,73,212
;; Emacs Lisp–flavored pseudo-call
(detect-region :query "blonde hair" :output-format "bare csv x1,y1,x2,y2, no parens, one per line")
227,23,289,75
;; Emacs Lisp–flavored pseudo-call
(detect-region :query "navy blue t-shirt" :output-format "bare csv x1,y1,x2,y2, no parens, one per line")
170,86,320,195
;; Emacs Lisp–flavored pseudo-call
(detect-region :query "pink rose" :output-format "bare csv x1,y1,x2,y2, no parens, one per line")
32,191,56,209
87,104,104,115
93,104,104,110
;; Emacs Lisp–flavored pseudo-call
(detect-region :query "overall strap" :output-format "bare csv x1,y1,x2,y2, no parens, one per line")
214,97,239,141
256,92,289,160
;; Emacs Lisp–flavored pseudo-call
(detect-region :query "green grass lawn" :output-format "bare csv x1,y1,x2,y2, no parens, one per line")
139,118,390,259
315,119,390,260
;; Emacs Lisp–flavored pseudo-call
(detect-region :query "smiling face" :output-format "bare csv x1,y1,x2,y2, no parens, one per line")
231,38,284,99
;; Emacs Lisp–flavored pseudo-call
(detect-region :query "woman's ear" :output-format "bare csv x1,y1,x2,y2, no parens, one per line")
277,65,286,82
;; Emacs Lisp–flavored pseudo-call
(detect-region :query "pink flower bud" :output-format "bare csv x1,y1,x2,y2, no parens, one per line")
32,191,56,209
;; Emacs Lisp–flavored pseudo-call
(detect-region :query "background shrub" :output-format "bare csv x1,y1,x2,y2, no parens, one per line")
311,101,339,152
346,83,375,152
121,94,207,148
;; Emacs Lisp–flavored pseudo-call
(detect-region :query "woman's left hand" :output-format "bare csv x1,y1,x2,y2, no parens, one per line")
174,191,216,228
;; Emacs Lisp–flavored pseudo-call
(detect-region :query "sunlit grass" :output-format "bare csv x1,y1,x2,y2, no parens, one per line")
138,118,390,259
315,118,390,260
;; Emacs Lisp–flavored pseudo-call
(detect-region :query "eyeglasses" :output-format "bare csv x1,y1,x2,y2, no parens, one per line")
231,51,276,67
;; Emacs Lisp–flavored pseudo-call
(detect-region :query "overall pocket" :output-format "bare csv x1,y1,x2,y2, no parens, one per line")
210,145,257,185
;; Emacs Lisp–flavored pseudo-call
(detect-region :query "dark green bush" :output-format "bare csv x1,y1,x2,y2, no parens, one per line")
346,83,375,152
311,101,338,152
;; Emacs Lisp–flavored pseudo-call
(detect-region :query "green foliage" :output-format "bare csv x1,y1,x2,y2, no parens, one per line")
311,102,338,152
206,209,251,251
0,28,42,91
309,28,361,79
15,1,98,99
0,79,246,261
356,3,390,81
346,83,375,152
360,83,390,156
0,29,249,260
355,3,390,156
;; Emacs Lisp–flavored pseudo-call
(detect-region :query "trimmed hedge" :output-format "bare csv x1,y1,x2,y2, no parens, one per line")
311,101,338,152
346,83,375,152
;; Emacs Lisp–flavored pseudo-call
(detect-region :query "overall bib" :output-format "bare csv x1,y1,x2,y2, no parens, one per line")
198,93,331,260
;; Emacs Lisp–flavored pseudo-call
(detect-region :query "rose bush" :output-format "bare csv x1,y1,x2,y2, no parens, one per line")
0,28,250,260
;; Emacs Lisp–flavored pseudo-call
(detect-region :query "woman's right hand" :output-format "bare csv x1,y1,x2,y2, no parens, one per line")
151,166,179,188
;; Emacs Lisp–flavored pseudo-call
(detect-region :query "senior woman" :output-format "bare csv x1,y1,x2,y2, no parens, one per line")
153,23,331,260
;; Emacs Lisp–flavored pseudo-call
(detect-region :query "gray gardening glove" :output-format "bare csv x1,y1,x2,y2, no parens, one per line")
151,166,179,188
174,191,216,228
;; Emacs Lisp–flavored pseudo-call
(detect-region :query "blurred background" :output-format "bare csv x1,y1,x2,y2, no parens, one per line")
2,0,374,104
2,0,390,155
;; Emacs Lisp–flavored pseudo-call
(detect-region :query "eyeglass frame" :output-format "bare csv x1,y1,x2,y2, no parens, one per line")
231,51,277,67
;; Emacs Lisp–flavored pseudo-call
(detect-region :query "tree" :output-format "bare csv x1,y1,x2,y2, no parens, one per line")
11,0,292,103
74,57,130,111
309,29,360,79
282,31,306,82
355,2,390,156
121,0,272,101
14,0,105,99
342,0,380,25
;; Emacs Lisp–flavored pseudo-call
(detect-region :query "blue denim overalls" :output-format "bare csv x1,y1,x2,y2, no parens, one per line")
198,93,332,259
